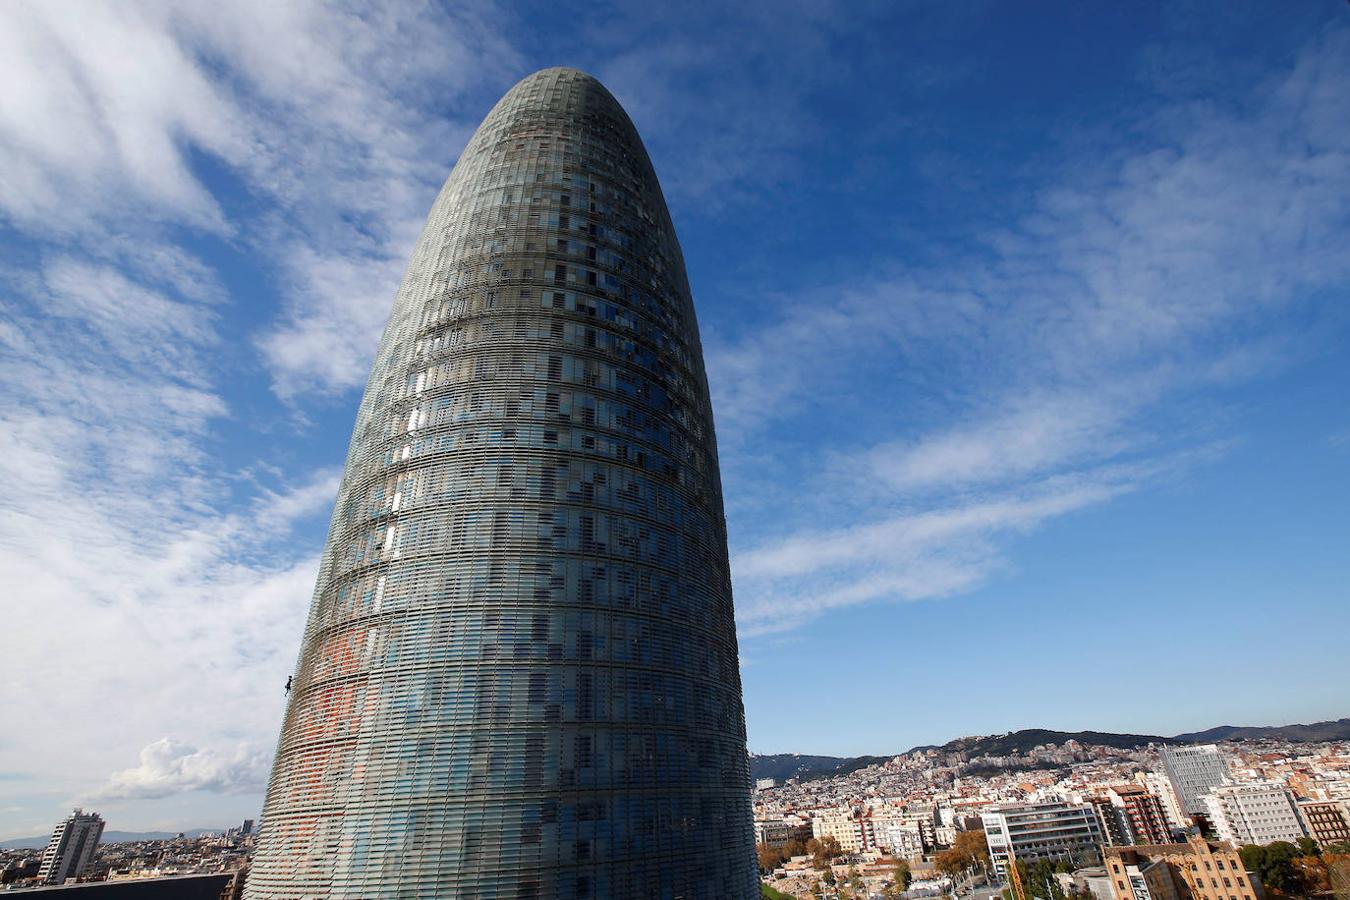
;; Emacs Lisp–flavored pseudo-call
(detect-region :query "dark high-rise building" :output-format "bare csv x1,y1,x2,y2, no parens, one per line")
246,68,755,898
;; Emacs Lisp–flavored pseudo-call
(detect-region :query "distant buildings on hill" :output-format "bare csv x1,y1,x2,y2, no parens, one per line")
754,736,1350,899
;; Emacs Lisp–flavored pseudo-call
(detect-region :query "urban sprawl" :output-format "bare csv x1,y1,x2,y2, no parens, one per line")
4,735,1349,898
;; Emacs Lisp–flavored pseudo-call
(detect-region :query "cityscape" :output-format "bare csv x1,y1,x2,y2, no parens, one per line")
5,725,1350,897
2,2,1347,899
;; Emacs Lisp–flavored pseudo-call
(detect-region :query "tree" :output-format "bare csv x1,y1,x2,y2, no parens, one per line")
952,829,992,870
1241,842,1309,896
936,849,966,881
809,835,843,870
937,830,992,882
1022,859,1066,900
1298,837,1321,857
759,843,786,873
893,859,913,890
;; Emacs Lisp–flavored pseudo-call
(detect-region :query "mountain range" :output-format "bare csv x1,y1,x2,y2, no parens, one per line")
750,717,1350,783
0,828,223,851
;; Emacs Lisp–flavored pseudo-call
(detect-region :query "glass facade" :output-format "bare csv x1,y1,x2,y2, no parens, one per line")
245,68,756,899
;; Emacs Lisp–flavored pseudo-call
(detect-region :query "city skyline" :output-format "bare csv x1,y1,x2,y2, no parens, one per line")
2,0,1348,841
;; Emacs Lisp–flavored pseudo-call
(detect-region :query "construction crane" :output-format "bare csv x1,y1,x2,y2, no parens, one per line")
1006,846,1026,900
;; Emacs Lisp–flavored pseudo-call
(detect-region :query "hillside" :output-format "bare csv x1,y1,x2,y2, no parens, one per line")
750,754,890,783
1173,718,1350,744
751,716,1350,783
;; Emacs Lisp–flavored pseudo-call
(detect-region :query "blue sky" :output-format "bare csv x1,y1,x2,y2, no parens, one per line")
0,0,1346,839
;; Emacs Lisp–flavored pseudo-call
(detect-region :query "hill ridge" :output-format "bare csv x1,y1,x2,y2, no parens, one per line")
750,716,1350,783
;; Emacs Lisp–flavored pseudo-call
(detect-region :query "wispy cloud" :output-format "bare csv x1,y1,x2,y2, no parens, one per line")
0,0,519,831
0,0,521,398
718,21,1349,635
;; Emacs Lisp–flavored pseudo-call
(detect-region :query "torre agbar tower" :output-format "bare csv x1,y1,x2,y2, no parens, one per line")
246,69,756,899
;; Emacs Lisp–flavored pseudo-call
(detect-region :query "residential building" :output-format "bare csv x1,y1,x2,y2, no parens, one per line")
1139,771,1190,834
1091,795,1134,847
38,809,104,885
872,815,927,860
1109,784,1175,845
1299,800,1350,848
1202,782,1307,846
982,801,1104,877
1104,836,1256,900
1159,745,1230,818
813,809,875,853
245,67,756,898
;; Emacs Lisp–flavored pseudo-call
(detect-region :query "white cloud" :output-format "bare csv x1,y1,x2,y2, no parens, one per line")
856,391,1138,494
732,470,1135,636
0,0,520,835
0,0,522,399
719,22,1350,636
94,739,270,801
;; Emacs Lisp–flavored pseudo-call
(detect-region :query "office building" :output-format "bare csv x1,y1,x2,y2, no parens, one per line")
1158,745,1229,818
38,809,105,885
245,68,755,898
982,801,1104,877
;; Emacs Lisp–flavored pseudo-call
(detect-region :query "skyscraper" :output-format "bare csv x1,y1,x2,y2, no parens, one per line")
246,68,756,898
38,809,104,885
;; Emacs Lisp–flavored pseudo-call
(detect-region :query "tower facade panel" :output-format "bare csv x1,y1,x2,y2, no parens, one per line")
246,68,756,899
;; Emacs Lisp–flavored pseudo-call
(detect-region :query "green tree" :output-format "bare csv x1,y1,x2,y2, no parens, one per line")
1241,842,1308,896
893,859,913,890
1298,836,1321,857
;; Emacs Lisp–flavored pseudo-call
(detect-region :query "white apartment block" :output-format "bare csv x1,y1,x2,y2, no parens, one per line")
38,809,105,885
872,817,927,860
1201,782,1307,846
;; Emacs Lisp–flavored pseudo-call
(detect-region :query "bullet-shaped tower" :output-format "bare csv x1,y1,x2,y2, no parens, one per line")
246,68,756,899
